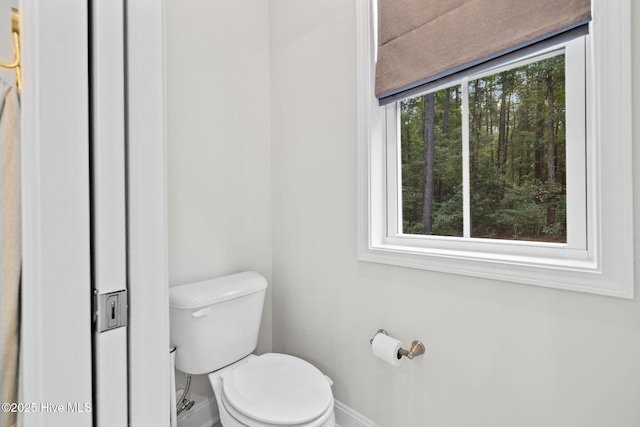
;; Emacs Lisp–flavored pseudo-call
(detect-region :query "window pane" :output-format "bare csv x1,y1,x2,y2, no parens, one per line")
400,86,463,236
469,54,567,242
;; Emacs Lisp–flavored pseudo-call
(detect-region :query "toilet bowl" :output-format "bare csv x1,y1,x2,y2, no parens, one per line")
169,271,335,427
209,354,335,427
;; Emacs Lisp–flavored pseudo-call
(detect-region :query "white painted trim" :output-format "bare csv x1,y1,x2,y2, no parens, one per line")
356,0,634,298
334,400,379,427
95,328,128,426
91,0,128,424
91,0,127,296
20,1,94,426
356,0,386,259
171,397,376,427
126,0,171,426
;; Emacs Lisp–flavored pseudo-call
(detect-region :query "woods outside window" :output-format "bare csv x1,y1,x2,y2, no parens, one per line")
387,40,586,248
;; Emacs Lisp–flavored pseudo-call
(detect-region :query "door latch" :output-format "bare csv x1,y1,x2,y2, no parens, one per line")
95,289,128,333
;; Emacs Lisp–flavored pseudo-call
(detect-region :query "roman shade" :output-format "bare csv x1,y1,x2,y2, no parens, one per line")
376,0,592,105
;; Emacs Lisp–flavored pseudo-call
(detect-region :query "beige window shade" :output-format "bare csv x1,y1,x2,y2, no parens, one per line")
376,0,591,105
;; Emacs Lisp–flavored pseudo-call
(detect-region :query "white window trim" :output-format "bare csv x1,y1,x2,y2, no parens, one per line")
356,0,634,298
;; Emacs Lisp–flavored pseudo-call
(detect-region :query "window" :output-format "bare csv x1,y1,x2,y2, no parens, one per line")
388,41,585,248
357,0,634,297
383,40,588,268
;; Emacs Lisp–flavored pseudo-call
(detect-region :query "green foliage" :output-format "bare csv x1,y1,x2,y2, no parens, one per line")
400,54,567,242
431,184,463,236
401,86,463,237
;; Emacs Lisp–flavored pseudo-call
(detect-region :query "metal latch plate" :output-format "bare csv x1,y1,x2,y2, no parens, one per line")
97,290,128,333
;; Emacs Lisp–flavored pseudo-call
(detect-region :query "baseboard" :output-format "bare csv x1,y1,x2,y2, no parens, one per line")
175,396,376,427
334,400,379,427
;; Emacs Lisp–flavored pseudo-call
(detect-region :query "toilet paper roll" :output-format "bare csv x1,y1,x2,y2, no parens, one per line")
372,333,404,366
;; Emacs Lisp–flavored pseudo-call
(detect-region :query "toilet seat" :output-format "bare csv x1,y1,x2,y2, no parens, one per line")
221,392,334,427
222,353,333,426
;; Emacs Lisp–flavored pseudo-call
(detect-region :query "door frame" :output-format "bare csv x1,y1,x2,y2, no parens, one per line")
20,1,169,426
126,1,170,426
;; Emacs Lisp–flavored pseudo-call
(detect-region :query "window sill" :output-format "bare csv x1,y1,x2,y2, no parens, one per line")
358,241,634,298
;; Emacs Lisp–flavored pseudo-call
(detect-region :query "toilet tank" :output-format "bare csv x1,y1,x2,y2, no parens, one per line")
169,271,268,375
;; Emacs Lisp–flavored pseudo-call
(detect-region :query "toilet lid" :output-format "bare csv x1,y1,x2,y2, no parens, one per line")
222,353,333,425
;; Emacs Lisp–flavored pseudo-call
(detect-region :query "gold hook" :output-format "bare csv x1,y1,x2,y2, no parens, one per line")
0,9,21,90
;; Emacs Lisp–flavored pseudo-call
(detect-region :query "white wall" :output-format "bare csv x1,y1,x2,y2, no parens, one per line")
270,1,640,426
165,0,272,357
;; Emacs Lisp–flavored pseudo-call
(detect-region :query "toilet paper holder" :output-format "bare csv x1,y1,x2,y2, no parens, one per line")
369,329,425,360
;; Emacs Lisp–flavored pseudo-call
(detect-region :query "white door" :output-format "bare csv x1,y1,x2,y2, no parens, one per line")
91,0,128,425
20,1,93,426
20,1,169,426
91,0,171,425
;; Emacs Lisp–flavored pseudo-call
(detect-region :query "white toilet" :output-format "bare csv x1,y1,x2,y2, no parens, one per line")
170,271,336,427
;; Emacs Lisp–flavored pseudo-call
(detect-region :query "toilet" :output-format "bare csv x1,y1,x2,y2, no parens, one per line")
170,271,336,427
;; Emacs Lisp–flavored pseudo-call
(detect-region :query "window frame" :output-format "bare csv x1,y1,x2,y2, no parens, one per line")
356,0,634,298
387,42,585,250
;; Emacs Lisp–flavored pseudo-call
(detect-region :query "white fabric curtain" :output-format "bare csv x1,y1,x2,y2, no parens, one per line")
0,82,20,427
